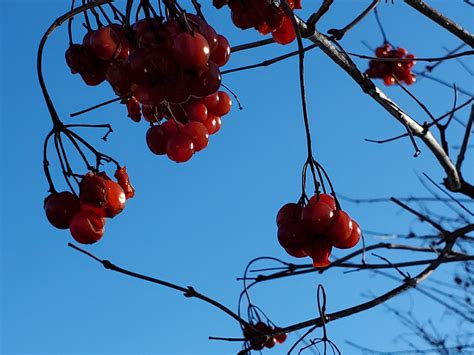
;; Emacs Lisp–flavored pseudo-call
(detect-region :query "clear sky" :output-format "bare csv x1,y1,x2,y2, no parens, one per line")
1,1,473,354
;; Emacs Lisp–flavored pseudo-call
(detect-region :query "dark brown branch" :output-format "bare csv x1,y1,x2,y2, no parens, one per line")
68,243,250,328
456,105,474,171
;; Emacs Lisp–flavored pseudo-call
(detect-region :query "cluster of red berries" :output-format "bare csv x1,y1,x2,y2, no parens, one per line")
365,44,416,86
213,0,302,44
277,193,361,267
144,90,232,162
44,167,134,244
243,322,287,350
65,14,232,162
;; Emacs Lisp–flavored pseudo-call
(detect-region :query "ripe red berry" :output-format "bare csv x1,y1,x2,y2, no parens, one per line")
69,210,106,244
301,202,334,235
166,133,195,162
172,32,210,71
103,180,126,218
114,166,135,199
210,34,231,67
284,246,307,258
325,210,353,245
308,193,336,210
272,15,296,44
79,173,108,207
203,114,221,135
204,92,220,109
333,220,361,249
264,336,276,349
305,239,332,267
181,122,209,152
211,91,232,116
184,100,208,122
44,191,80,229
191,61,222,97
274,328,287,344
89,26,121,61
278,220,308,250
126,97,141,122
146,120,179,155
276,203,302,227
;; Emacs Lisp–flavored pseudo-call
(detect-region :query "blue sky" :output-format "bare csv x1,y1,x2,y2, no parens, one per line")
1,1,473,354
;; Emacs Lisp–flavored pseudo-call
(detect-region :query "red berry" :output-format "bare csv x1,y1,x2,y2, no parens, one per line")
284,246,307,258
172,32,210,71
89,26,121,61
79,173,108,207
272,15,296,45
166,133,195,162
396,47,408,57
184,100,208,122
191,61,222,97
301,202,334,235
383,75,396,86
333,220,361,249
103,180,126,218
278,220,308,250
203,114,221,135
276,203,302,227
305,239,332,267
274,328,287,344
264,336,276,349
405,74,416,85
126,97,141,122
146,120,178,155
114,166,135,199
44,191,80,229
325,210,353,245
210,91,232,116
308,193,336,210
204,92,220,109
69,210,106,244
181,122,209,152
210,34,231,67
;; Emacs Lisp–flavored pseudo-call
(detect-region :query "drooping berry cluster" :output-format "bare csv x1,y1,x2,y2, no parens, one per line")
365,44,416,86
65,13,232,162
243,322,287,351
276,193,361,267
145,90,232,162
213,0,302,44
44,167,134,244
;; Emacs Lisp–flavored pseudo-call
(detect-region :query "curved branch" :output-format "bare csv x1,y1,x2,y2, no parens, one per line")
279,224,474,335
294,18,462,192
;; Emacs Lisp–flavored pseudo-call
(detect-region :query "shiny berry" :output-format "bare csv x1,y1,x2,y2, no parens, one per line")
301,202,334,235
69,210,106,244
166,133,195,162
44,191,80,229
276,203,302,227
181,122,209,152
333,220,361,249
210,34,231,67
211,91,232,116
326,210,353,245
172,32,210,71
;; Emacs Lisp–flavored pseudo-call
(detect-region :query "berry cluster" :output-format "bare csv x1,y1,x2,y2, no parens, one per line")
145,90,232,162
213,0,302,44
65,13,232,162
365,44,416,86
44,167,134,244
243,322,287,350
277,193,361,267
